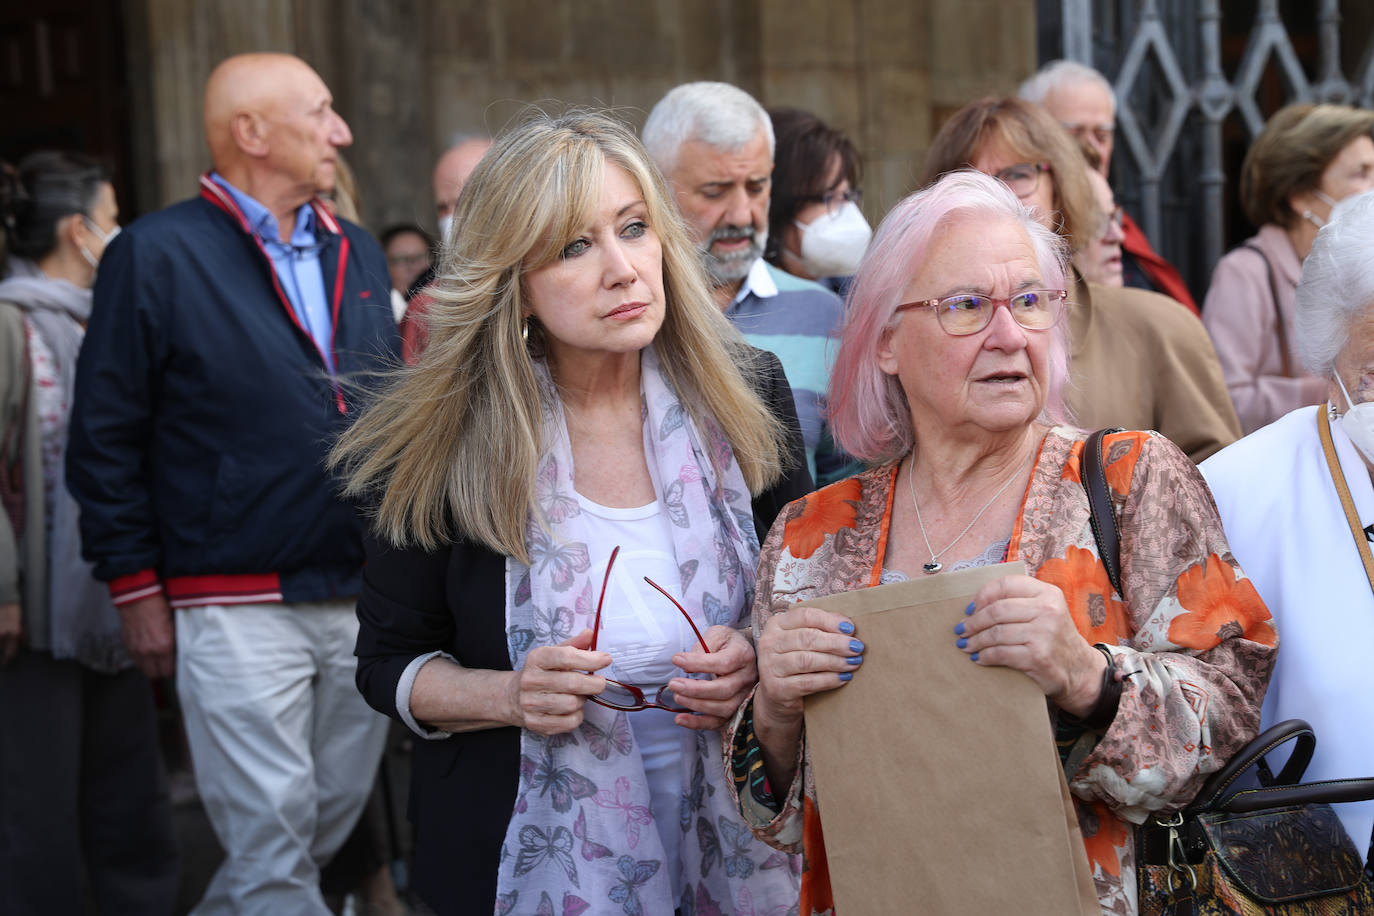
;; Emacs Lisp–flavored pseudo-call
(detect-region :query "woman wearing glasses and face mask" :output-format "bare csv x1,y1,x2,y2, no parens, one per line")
922,97,1241,463
331,111,810,916
764,107,871,296
0,152,179,913
729,169,1276,916
1202,103,1374,435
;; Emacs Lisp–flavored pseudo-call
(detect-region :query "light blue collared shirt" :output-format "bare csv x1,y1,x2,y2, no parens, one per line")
209,172,335,374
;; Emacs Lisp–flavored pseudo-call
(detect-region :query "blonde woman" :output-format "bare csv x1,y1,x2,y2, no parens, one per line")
332,112,808,916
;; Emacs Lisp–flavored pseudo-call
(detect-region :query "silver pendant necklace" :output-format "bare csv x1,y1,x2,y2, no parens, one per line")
908,451,1032,573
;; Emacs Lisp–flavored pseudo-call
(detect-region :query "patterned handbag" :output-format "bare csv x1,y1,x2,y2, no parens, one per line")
1138,719,1374,915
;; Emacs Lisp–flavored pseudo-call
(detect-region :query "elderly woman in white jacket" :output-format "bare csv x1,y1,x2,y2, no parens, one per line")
1201,189,1374,873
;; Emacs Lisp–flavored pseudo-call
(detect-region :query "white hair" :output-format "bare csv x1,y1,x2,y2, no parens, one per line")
1295,189,1374,378
1018,60,1117,115
642,81,775,177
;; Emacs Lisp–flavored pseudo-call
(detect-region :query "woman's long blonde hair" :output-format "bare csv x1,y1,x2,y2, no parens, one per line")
331,110,785,563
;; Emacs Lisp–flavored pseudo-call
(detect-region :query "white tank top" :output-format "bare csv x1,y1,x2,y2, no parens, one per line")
577,490,694,900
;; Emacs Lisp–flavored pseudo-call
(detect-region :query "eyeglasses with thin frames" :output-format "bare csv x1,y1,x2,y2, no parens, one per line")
587,545,711,713
895,289,1068,337
991,162,1051,200
801,186,863,217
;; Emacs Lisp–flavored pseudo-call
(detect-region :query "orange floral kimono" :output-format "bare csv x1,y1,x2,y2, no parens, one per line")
725,427,1277,916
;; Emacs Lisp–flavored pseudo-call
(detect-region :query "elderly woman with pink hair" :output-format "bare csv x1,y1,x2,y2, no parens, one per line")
725,169,1277,915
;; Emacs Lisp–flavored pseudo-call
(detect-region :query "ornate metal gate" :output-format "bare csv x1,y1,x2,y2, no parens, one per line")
1045,0,1374,297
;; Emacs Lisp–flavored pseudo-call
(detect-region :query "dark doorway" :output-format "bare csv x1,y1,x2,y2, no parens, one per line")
0,1,137,220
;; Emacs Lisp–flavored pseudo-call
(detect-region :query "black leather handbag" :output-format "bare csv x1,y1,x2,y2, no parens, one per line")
1136,719,1374,914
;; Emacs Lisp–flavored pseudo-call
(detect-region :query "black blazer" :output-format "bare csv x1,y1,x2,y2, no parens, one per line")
354,348,814,915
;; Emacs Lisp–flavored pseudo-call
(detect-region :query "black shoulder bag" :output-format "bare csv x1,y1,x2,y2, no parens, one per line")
1136,720,1374,914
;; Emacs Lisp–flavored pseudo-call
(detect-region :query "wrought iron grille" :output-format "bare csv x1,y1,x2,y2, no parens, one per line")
1044,0,1374,298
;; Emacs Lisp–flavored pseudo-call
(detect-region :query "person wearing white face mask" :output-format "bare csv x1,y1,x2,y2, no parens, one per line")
0,151,178,915
1202,188,1374,880
1203,103,1374,433
765,107,871,295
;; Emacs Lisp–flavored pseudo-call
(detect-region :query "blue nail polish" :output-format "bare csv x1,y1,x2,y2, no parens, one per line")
954,622,965,636
849,638,865,653
956,637,968,649
970,652,980,662
965,601,976,616
838,621,855,635
838,671,853,682
847,656,863,665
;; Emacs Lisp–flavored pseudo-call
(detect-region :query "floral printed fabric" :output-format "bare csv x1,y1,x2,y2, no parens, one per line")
497,347,801,916
25,318,67,510
725,426,1275,916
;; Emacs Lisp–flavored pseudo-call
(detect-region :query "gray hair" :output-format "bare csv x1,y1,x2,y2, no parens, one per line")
642,81,775,177
1018,60,1116,115
442,129,491,151
1295,189,1374,378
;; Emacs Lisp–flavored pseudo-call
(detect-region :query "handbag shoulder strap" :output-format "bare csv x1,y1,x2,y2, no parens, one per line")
1241,241,1295,379
1317,403,1374,593
1081,428,1123,597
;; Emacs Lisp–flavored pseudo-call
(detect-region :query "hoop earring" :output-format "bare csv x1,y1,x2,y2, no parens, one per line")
522,318,529,344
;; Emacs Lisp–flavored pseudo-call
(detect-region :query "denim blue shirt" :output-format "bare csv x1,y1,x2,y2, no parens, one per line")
209,172,334,374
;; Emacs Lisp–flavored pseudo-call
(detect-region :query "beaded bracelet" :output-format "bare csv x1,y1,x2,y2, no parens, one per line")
1058,643,1123,731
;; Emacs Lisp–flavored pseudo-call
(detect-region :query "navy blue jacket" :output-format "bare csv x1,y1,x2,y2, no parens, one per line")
67,177,400,607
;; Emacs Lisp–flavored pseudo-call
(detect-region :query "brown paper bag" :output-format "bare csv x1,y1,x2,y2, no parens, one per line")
802,562,1100,915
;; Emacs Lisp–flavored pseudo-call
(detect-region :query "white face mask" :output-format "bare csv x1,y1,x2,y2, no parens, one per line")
1303,190,1340,230
437,213,454,245
794,200,871,278
1335,372,1374,464
80,218,120,270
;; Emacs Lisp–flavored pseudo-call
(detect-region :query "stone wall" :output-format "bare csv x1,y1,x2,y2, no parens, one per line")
126,0,1036,233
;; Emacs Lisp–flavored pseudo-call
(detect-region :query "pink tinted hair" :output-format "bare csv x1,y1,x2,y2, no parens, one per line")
828,169,1072,465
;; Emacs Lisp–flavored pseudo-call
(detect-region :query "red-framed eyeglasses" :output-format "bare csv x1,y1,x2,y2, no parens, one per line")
587,545,711,713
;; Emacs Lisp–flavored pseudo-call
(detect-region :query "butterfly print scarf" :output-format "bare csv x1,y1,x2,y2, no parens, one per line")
497,347,801,915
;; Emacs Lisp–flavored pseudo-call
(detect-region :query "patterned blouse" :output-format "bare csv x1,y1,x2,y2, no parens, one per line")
725,426,1277,915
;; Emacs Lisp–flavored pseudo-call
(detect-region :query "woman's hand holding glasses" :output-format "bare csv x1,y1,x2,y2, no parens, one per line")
666,626,759,730
508,628,611,736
